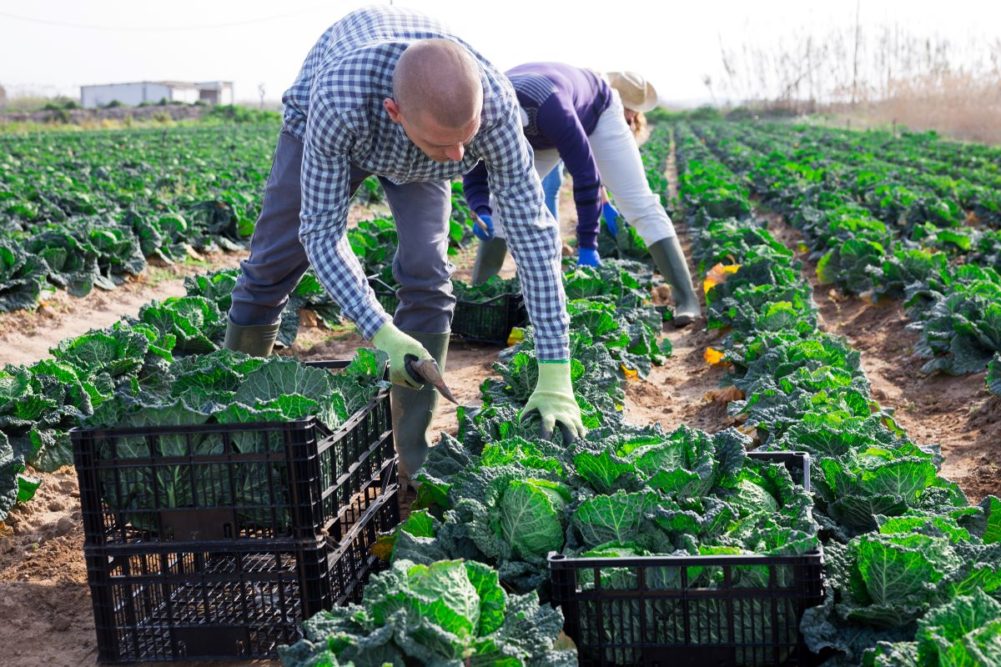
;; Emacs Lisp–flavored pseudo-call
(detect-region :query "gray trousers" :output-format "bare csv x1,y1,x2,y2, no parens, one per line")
229,130,455,334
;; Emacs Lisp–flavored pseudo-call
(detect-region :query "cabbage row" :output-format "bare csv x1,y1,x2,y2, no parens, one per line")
672,123,1001,665
0,124,283,310
280,257,685,666
0,183,530,523
282,136,817,664
0,307,388,524
687,121,1001,393
7,118,1000,664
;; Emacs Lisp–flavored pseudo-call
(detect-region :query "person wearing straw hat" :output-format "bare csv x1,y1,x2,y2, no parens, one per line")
463,64,701,325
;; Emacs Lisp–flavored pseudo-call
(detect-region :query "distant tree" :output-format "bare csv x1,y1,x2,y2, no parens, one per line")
0,85,6,108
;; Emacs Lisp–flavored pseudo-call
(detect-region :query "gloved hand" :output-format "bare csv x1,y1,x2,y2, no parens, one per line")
371,321,432,389
521,361,587,441
602,202,620,238
472,213,494,241
577,247,602,267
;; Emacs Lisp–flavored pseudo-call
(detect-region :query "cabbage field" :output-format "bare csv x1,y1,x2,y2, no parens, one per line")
1,117,1000,667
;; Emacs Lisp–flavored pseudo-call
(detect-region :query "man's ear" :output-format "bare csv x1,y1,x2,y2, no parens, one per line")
383,98,402,123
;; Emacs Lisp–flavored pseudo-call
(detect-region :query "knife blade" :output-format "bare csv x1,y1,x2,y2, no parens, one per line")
403,355,458,404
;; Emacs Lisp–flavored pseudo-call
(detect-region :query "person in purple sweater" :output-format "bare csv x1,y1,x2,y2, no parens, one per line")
462,64,701,325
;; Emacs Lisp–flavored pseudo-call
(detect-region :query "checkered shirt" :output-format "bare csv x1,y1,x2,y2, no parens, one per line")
281,6,569,359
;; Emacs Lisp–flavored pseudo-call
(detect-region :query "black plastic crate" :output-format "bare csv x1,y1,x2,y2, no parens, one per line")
549,452,823,667
369,276,527,345
85,480,400,663
72,360,393,545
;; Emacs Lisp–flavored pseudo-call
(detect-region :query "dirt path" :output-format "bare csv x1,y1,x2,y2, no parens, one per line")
625,130,730,433
756,205,1001,502
0,253,247,367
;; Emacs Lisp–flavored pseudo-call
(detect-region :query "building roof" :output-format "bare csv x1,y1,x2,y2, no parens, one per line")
80,80,233,90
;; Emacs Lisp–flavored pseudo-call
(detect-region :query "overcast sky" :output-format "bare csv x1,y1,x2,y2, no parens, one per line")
1,0,998,105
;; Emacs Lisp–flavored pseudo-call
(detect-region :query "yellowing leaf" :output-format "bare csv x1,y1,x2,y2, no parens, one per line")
704,347,725,365
703,263,741,294
620,364,639,381
506,327,526,347
371,534,395,562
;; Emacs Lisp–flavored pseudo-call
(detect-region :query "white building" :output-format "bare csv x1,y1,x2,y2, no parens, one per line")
80,81,234,108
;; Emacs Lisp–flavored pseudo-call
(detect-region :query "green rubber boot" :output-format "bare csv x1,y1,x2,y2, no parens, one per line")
649,236,701,327
223,316,280,357
471,237,509,285
392,330,450,490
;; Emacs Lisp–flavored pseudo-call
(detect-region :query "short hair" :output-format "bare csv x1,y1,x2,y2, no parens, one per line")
393,39,483,128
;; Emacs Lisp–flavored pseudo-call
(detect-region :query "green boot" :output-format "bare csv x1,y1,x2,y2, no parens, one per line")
392,330,450,489
649,236,701,327
223,316,280,357
471,237,509,285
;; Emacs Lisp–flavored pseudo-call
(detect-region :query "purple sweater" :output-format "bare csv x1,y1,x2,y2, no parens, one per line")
463,63,612,249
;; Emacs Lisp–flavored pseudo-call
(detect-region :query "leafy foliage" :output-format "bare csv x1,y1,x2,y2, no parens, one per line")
674,120,1001,665
278,559,574,667
989,353,1001,397
406,424,816,593
0,122,278,311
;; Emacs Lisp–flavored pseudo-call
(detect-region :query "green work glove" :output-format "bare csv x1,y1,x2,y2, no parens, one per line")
521,360,587,441
372,322,432,389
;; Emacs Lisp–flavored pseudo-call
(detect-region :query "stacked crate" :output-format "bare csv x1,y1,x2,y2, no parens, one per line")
72,360,398,662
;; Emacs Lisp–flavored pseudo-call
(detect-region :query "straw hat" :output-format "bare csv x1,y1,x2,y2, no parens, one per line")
605,71,659,113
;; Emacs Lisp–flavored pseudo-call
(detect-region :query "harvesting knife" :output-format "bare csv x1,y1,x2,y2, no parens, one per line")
403,354,458,404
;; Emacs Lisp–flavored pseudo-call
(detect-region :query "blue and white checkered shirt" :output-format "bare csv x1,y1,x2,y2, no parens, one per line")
282,6,569,360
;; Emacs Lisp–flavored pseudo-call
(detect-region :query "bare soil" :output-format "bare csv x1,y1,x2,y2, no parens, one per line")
0,252,246,366
623,136,729,433
757,206,1001,502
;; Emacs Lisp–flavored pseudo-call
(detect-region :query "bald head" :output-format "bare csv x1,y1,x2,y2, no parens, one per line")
392,39,483,129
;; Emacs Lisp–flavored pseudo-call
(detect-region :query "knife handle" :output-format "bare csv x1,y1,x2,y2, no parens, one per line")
403,353,425,387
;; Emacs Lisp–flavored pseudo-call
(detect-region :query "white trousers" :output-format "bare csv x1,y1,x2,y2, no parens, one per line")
491,150,561,240
493,90,676,244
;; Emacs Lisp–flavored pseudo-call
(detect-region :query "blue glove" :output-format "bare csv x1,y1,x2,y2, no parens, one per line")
602,202,620,238
472,213,494,241
577,247,601,267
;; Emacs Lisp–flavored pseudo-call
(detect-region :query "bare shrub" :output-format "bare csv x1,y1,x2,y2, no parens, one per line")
713,21,1001,143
